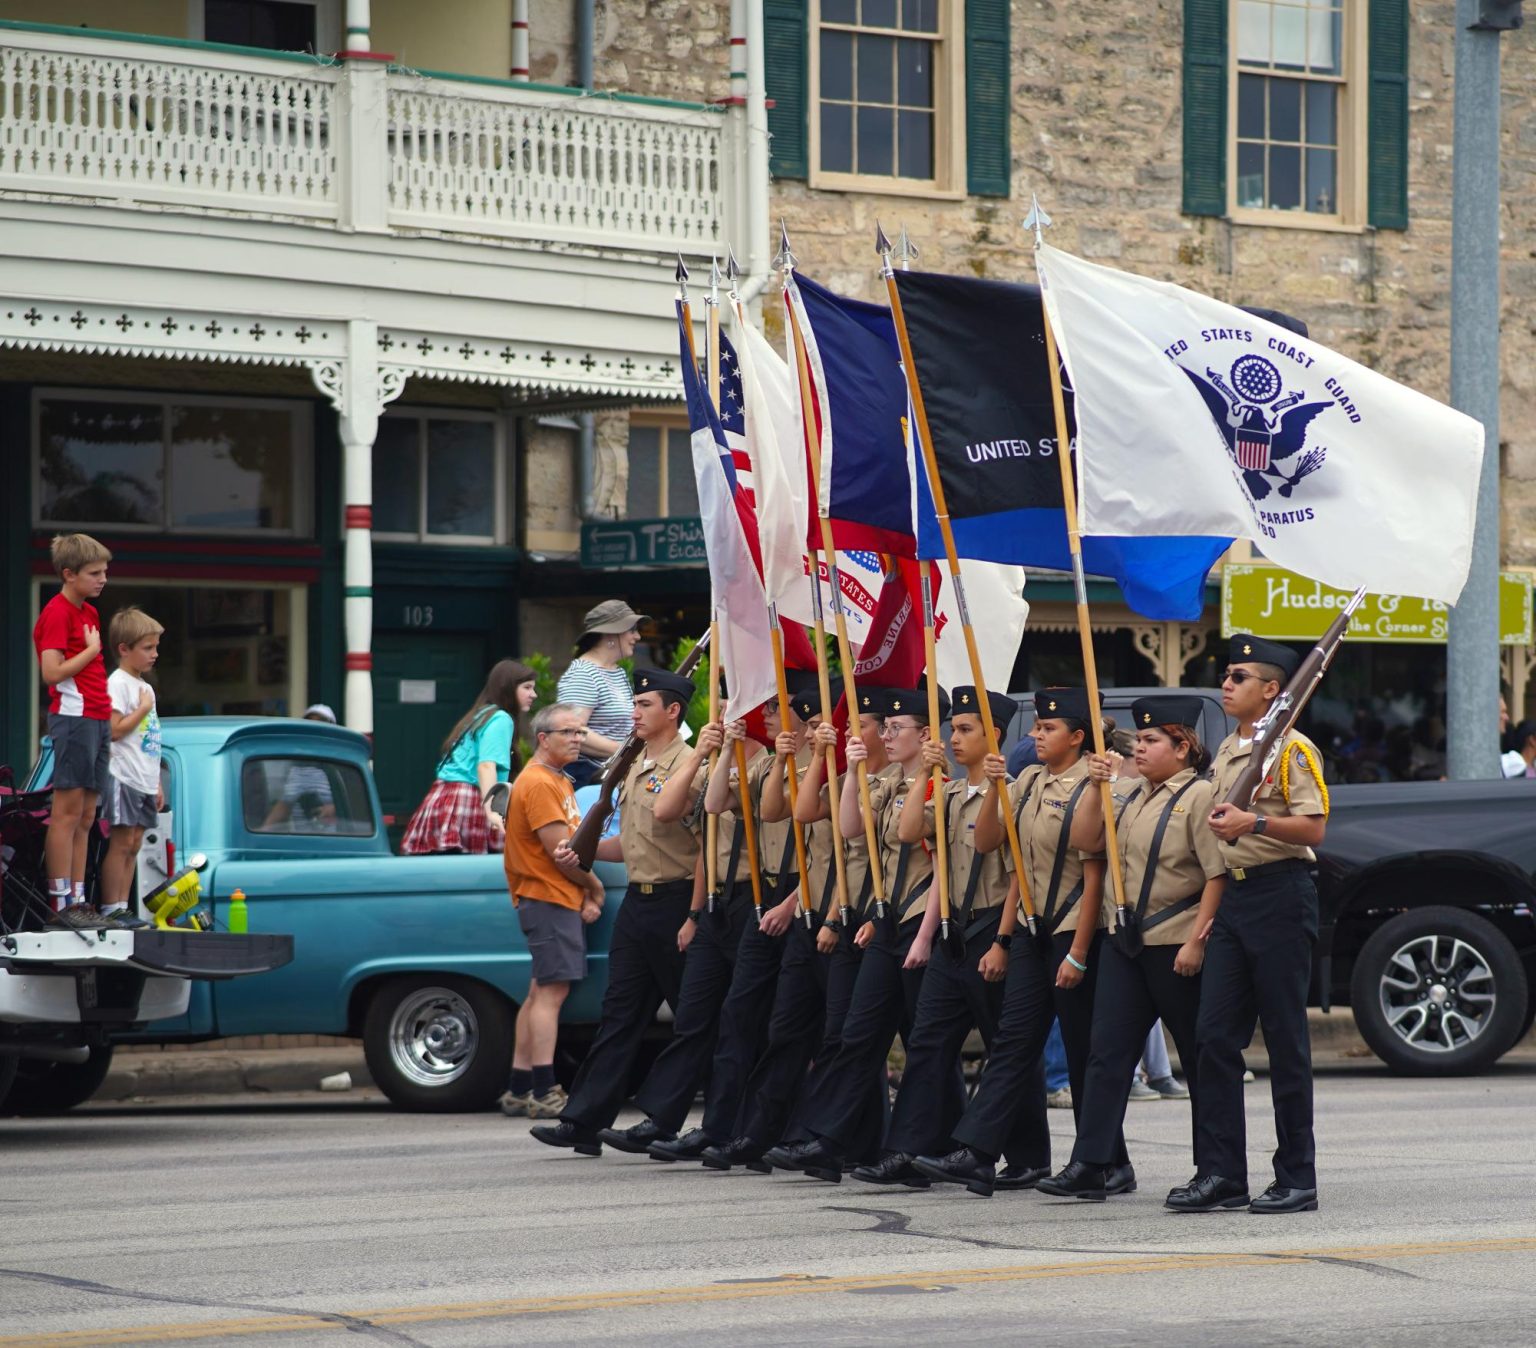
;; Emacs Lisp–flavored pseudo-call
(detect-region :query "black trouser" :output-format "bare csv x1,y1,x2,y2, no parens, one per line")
1072,941,1203,1169
740,916,829,1145
634,881,757,1132
1197,862,1317,1189
562,879,693,1131
695,888,790,1139
885,910,1050,1169
803,914,927,1153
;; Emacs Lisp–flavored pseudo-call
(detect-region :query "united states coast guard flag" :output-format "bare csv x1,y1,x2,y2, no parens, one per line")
1036,244,1486,605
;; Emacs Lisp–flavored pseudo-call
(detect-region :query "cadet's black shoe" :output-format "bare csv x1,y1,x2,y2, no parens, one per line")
1166,1172,1201,1202
792,1138,845,1183
648,1127,713,1161
850,1152,930,1189
1249,1182,1319,1214
529,1120,603,1157
912,1147,997,1198
1105,1162,1138,1196
994,1163,1051,1191
1164,1174,1250,1212
598,1119,675,1154
700,1136,766,1171
762,1140,812,1172
1037,1161,1109,1201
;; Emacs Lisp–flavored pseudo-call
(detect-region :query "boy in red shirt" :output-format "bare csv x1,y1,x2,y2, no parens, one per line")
32,533,114,927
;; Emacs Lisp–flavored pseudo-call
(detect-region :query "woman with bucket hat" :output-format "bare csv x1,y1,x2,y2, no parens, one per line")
557,600,648,787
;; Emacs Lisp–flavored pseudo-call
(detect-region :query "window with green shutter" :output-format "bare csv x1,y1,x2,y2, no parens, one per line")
765,0,810,179
965,0,1010,197
1184,1,1409,229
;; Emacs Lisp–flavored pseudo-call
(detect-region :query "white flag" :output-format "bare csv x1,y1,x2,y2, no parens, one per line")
1036,243,1485,605
935,560,1029,695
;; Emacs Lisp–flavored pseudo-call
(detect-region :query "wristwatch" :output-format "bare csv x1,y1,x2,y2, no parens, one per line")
992,934,1013,951
686,909,706,924
1252,816,1269,836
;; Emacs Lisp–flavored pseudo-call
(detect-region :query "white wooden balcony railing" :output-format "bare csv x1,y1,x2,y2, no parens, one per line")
0,23,727,254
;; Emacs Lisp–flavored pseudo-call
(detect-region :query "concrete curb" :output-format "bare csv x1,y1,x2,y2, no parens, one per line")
100,1046,373,1101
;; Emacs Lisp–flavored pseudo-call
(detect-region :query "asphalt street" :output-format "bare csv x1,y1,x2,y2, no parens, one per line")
3,1060,1535,1347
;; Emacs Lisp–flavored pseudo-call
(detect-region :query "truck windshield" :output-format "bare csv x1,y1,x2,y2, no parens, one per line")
242,758,376,837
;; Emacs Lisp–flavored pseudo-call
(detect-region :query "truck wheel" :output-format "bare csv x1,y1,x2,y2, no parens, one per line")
363,976,514,1112
5,1046,116,1115
1350,906,1528,1076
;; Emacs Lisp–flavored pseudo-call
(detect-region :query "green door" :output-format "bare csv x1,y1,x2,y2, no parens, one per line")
372,631,488,843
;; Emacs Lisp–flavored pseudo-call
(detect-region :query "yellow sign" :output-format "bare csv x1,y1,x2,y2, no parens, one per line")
1220,564,1534,646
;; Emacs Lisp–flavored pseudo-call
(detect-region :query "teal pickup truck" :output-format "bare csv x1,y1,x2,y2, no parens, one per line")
23,718,626,1112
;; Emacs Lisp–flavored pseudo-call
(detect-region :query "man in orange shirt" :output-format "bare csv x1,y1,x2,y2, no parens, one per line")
501,703,606,1119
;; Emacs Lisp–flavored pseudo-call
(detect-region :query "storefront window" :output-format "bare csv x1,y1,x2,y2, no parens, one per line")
35,392,310,536
373,409,504,544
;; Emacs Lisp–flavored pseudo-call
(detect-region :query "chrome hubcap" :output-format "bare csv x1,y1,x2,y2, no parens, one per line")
388,987,478,1086
1379,934,1496,1054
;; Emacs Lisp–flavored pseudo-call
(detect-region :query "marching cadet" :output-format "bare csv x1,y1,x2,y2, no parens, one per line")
1167,635,1326,1215
854,687,1053,1191
530,667,702,1157
767,684,946,1183
644,692,811,1161
1036,695,1225,1200
710,685,889,1171
914,688,1128,1197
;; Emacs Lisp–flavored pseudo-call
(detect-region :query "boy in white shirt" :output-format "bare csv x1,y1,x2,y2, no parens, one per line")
102,607,164,927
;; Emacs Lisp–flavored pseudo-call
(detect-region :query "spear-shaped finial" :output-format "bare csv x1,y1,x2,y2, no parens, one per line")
725,245,740,290
1023,193,1053,248
773,218,796,272
707,256,721,307
896,224,919,271
675,253,690,301
875,220,894,278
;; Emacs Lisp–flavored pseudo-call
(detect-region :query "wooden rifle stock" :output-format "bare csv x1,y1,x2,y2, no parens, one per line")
1223,587,1366,810
569,629,712,869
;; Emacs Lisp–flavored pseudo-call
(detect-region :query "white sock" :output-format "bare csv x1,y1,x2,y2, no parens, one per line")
71,881,86,904
101,903,126,914
49,880,71,912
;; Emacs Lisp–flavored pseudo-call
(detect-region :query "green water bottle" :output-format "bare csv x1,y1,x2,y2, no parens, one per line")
227,887,248,934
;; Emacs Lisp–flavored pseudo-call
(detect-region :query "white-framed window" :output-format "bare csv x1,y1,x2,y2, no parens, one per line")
810,0,967,199
373,407,507,545
1230,0,1365,227
32,390,312,537
192,0,341,53
626,414,698,519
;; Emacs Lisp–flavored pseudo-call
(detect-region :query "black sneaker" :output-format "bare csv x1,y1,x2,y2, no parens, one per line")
99,907,152,930
47,903,108,930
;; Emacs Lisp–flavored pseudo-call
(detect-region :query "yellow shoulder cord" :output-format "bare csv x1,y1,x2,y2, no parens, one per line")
1278,739,1330,817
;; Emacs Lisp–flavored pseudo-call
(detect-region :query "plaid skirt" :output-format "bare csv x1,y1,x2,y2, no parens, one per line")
400,780,503,855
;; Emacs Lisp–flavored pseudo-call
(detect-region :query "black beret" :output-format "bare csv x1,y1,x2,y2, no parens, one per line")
951,686,1017,732
633,667,696,700
1130,695,1207,730
784,667,820,697
1034,687,1097,722
877,685,951,723
790,677,841,724
1228,634,1300,680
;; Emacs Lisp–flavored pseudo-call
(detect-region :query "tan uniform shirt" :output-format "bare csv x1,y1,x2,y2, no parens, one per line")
617,735,701,885
1111,768,1225,945
1209,729,1328,869
1005,761,1100,935
866,762,936,922
700,750,766,887
945,778,1010,919
752,747,811,899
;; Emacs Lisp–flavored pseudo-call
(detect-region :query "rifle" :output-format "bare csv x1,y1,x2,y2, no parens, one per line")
568,629,712,870
1221,586,1366,813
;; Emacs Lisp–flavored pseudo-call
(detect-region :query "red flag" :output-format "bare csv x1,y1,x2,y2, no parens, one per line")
851,556,935,689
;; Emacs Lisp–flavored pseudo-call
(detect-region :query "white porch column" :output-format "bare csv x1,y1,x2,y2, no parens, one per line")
312,322,406,738
344,0,372,51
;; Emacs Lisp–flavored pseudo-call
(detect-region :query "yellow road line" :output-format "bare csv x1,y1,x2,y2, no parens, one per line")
6,1236,1534,1347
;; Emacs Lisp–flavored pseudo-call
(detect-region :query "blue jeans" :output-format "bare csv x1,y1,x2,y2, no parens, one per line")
1044,1019,1069,1092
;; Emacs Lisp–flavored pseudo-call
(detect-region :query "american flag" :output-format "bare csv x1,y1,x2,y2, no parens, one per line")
715,332,755,509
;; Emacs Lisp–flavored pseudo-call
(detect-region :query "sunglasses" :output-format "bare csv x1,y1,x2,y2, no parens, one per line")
1222,668,1269,686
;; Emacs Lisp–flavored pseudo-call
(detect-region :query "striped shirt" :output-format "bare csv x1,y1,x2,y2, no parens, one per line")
557,659,634,758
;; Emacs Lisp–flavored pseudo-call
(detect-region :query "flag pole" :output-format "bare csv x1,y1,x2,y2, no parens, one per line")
704,257,765,920
917,558,954,943
1025,199,1130,924
778,223,887,925
728,250,815,924
879,225,1038,939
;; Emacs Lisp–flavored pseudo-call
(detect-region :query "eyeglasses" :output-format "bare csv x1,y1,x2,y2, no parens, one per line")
880,719,922,736
543,728,586,738
1222,668,1263,686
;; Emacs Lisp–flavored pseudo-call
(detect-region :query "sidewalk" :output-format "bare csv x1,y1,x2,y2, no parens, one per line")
97,1011,1379,1103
